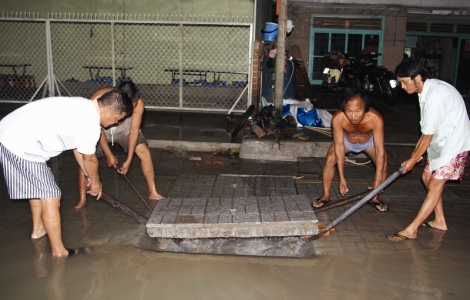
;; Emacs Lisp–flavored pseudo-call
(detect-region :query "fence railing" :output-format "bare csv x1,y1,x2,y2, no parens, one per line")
0,12,253,113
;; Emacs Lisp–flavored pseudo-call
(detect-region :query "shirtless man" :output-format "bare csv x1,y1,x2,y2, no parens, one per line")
312,90,388,212
75,81,164,209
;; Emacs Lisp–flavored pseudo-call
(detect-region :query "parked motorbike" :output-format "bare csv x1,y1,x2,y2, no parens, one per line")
322,52,398,105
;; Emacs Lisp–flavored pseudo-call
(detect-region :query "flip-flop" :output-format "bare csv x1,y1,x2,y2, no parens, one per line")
368,200,389,212
312,198,331,208
387,233,416,241
421,221,444,230
67,247,92,257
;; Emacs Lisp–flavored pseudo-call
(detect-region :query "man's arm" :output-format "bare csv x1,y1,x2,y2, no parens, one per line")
98,127,118,168
401,134,432,174
73,149,102,199
120,98,144,174
332,114,348,195
90,87,118,169
371,114,386,187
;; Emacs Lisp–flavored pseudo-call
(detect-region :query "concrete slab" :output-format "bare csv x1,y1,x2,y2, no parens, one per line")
239,139,332,161
147,195,318,238
148,139,240,153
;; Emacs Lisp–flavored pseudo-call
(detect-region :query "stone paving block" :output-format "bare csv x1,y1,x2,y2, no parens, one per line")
147,194,318,238
276,188,298,196
275,177,296,189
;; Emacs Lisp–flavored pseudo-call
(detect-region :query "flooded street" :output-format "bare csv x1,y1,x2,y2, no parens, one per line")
2,240,470,299
1,100,470,299
1,149,470,299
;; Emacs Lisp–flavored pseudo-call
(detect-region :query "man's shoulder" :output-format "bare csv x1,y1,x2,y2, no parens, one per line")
133,99,145,116
366,108,383,119
331,110,346,122
332,109,345,118
91,86,114,100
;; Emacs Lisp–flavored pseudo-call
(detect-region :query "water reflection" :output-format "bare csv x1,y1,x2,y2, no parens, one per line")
32,237,66,300
46,257,66,300
1,228,468,299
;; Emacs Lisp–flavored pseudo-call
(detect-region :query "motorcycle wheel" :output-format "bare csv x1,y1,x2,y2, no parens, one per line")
230,104,255,137
383,86,397,106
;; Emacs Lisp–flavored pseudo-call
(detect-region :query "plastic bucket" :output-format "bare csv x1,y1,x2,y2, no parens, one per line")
261,22,278,42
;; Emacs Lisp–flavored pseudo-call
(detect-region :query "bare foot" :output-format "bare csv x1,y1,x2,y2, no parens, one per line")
149,192,165,201
31,228,47,240
74,199,86,210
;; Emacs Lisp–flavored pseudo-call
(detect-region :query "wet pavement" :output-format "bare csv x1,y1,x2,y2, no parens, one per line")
1,94,470,298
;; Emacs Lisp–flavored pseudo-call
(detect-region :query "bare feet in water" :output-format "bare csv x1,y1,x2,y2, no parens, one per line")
149,192,165,201
31,228,47,240
74,199,86,210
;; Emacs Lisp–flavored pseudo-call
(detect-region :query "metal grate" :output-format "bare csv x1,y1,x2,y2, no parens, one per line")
406,22,428,32
407,22,470,34
456,24,470,34
313,17,382,30
430,23,454,33
0,20,47,101
0,13,253,113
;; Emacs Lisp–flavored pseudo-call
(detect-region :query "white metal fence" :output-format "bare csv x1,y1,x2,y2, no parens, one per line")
0,12,253,112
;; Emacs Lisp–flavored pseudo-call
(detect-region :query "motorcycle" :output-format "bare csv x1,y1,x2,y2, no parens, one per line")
322,52,399,105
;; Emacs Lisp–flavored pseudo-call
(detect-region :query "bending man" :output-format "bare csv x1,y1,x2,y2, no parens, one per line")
0,91,133,257
312,90,388,212
75,81,164,209
387,59,470,241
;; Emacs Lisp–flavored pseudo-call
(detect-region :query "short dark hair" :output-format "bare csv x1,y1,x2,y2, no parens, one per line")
340,90,369,112
394,59,429,82
115,81,140,102
97,90,134,119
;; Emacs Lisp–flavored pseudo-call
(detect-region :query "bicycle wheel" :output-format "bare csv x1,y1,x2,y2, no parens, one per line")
230,104,255,137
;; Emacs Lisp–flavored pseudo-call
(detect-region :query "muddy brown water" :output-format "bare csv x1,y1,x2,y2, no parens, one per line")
1,232,470,299
2,99,470,299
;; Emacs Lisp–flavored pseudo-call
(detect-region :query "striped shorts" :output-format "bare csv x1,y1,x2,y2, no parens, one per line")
0,143,61,199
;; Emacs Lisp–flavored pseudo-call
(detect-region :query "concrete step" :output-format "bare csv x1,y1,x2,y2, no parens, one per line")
239,139,332,161
147,194,318,239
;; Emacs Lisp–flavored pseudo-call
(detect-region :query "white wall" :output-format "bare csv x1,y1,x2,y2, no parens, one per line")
1,0,254,17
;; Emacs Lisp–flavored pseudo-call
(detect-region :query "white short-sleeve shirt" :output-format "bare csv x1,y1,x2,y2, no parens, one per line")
0,97,100,162
418,79,470,170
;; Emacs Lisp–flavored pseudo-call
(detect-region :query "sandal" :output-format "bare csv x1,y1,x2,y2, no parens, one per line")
368,200,388,212
67,247,92,257
387,233,416,241
312,198,331,208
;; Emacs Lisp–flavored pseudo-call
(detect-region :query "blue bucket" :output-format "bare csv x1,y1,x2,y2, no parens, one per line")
261,22,278,43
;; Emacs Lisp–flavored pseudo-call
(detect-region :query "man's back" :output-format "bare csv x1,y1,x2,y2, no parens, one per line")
0,97,100,161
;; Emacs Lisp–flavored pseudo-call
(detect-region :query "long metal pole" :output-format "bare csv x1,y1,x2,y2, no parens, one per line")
314,190,369,213
120,172,153,212
100,192,148,225
45,20,54,96
318,166,405,237
111,22,116,86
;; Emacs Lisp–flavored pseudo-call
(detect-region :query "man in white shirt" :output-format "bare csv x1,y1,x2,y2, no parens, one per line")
388,59,470,241
0,91,133,257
